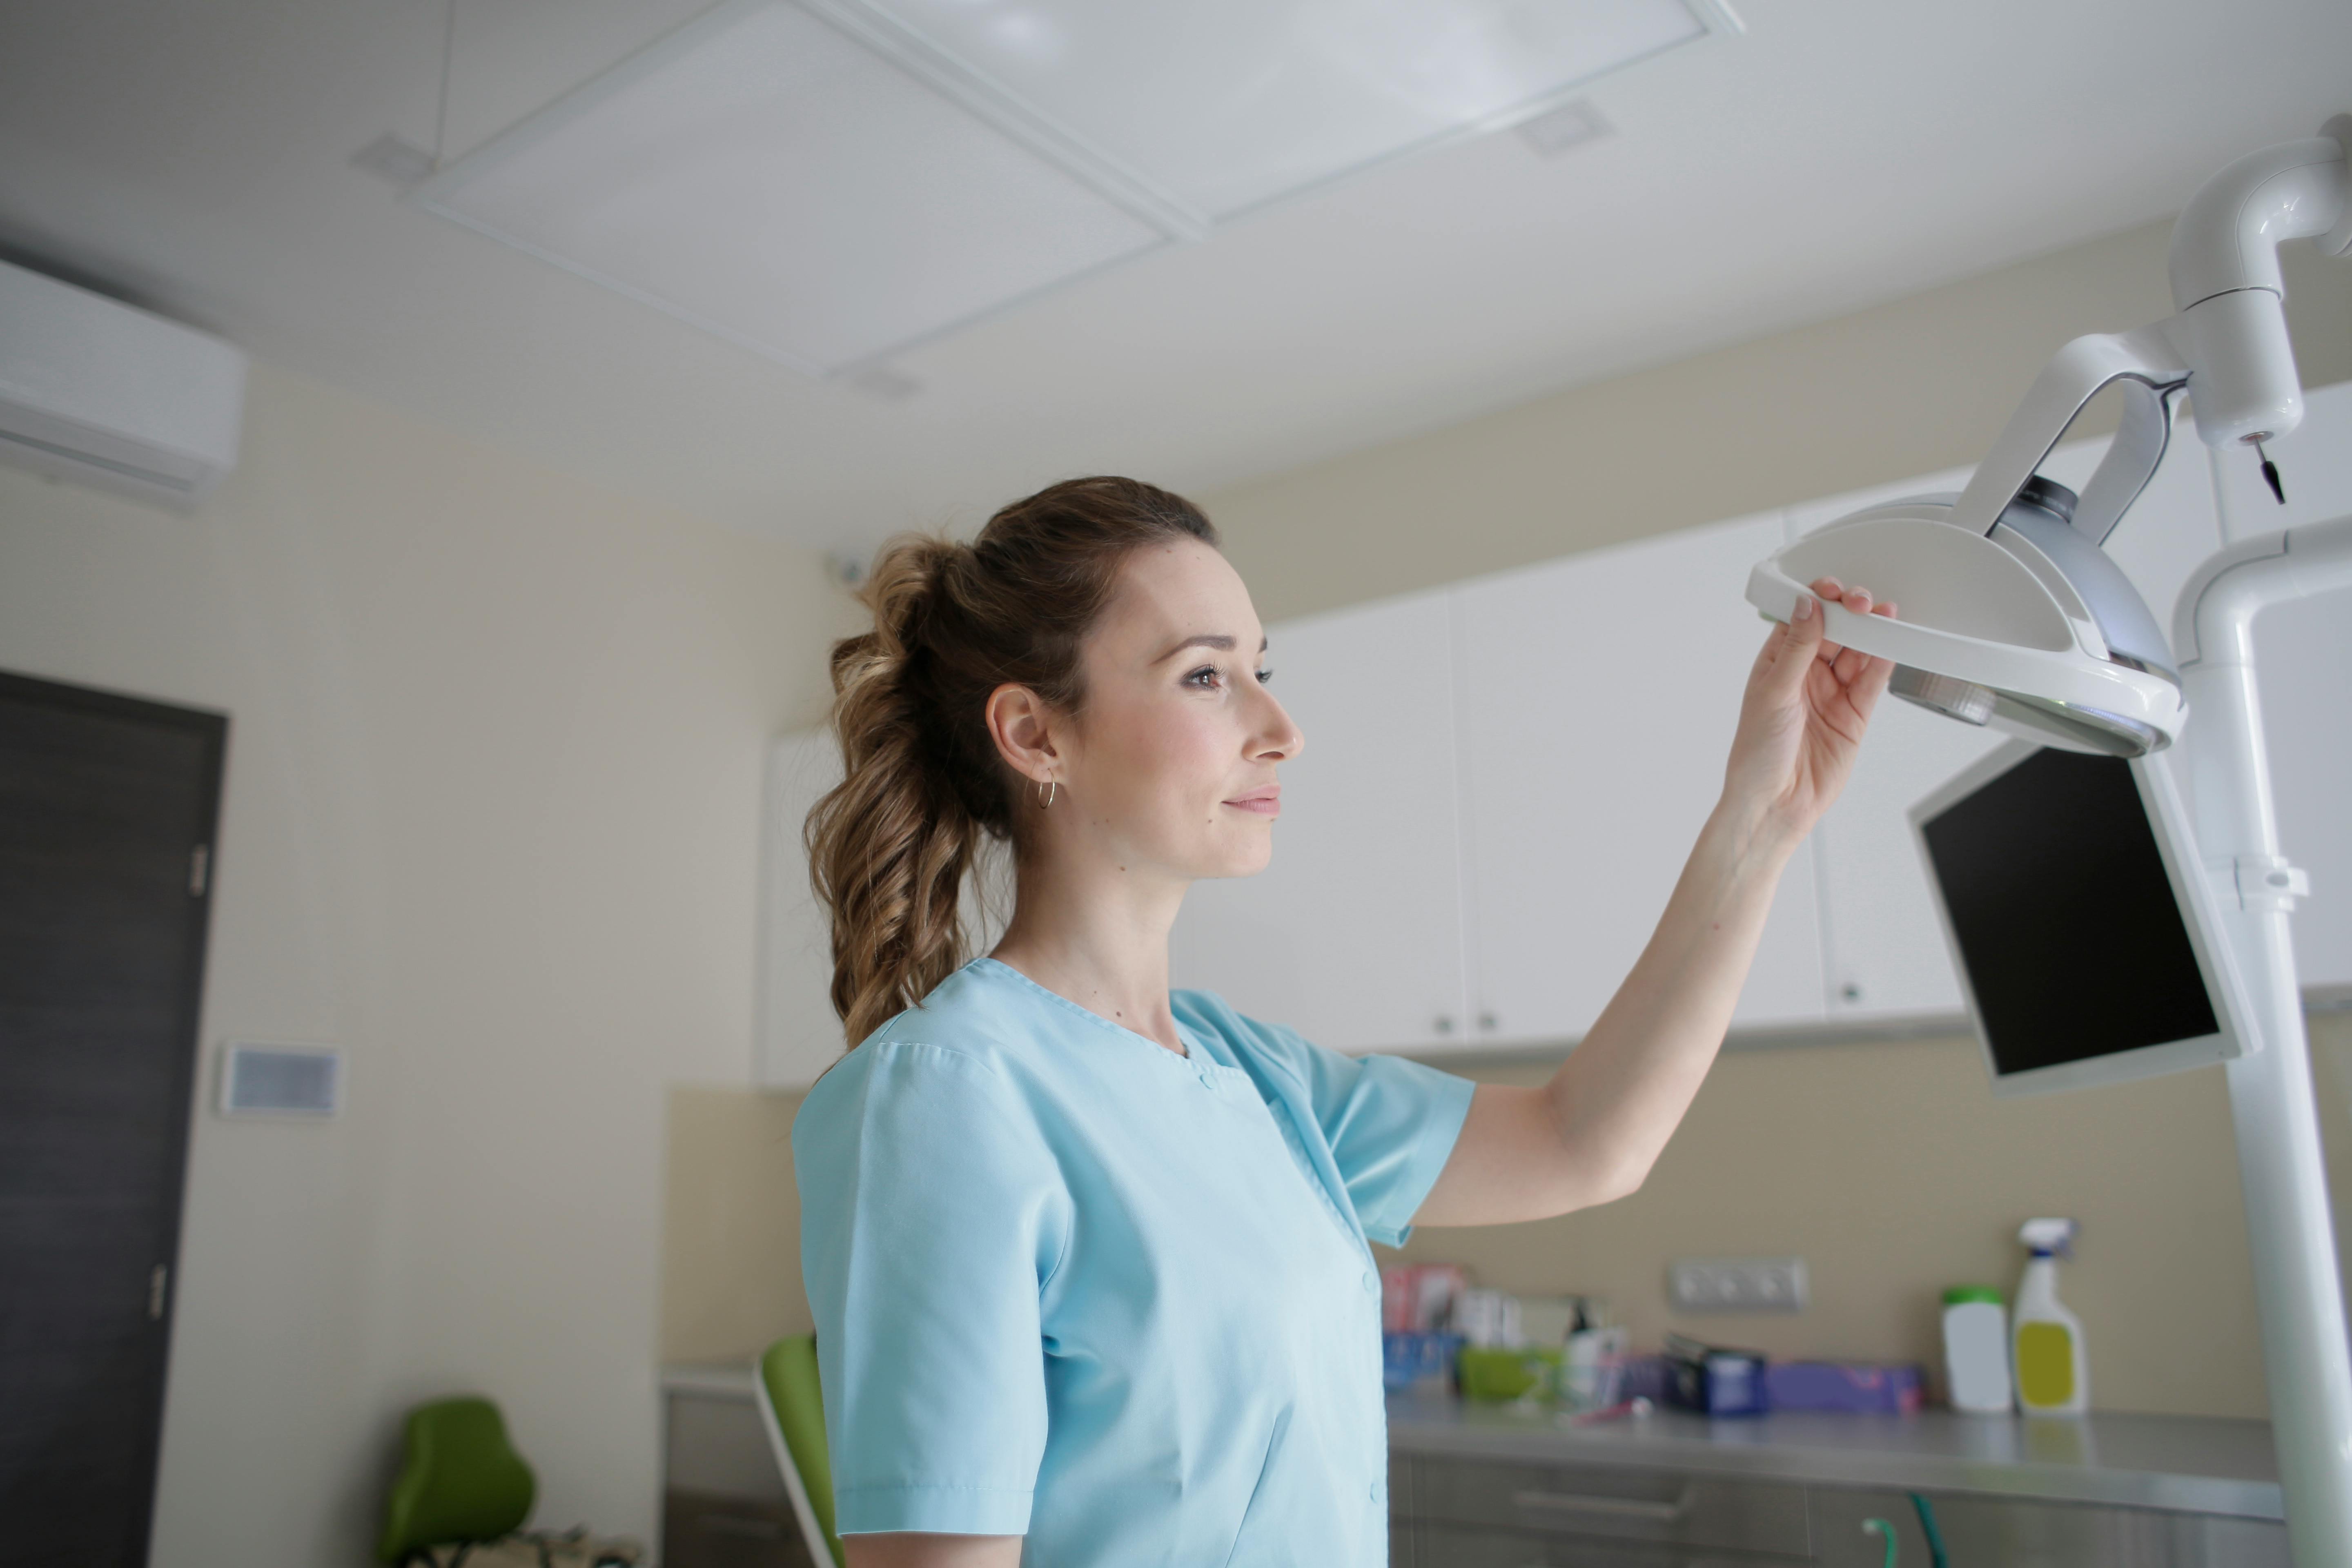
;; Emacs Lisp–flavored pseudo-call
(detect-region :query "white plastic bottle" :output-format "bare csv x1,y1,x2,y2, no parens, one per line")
1941,1286,2012,1414
2012,1218,2089,1415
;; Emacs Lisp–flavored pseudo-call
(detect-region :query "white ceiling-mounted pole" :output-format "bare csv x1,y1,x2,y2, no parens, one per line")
2167,128,2352,1568
2175,518,2352,1568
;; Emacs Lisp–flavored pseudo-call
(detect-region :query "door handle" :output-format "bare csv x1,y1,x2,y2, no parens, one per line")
1510,1483,1696,1523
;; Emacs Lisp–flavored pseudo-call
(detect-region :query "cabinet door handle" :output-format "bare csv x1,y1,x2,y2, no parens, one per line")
697,1516,783,1539
1510,1484,1695,1523
1433,1014,1455,1034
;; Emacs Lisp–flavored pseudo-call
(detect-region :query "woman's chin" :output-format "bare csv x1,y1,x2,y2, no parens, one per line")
1192,835,1275,881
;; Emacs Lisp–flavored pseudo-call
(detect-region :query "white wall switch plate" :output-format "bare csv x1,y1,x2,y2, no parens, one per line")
1668,1256,1809,1314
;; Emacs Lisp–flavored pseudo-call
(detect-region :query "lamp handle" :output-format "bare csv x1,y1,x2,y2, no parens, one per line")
1946,324,2189,541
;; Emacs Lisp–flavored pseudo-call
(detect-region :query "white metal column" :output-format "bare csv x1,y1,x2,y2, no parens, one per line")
2175,515,2352,1568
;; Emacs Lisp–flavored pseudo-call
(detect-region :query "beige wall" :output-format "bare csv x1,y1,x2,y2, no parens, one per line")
0,363,851,1566
1396,1013,2352,1421
1208,217,2352,625
662,1086,813,1365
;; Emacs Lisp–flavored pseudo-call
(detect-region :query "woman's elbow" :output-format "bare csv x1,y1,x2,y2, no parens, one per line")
1580,1149,1655,1209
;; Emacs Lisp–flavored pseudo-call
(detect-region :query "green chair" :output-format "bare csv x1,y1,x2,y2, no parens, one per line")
755,1336,844,1568
378,1396,537,1564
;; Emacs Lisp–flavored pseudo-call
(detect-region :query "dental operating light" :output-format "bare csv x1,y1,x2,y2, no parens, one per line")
1746,116,2352,759
1744,117,2352,1567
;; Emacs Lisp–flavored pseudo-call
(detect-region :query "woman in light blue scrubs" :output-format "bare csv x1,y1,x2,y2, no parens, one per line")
795,478,1892,1567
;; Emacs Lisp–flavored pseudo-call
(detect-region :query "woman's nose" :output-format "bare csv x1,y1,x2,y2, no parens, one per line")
1257,693,1303,762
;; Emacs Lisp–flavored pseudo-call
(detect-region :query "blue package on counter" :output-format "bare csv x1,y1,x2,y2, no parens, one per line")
1383,1331,1464,1391
1663,1333,1769,1416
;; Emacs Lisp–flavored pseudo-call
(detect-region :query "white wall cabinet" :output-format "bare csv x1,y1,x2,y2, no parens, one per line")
1169,590,1473,1051
1450,511,1825,1048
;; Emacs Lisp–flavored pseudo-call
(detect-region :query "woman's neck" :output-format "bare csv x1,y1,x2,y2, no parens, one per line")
989,849,1189,1056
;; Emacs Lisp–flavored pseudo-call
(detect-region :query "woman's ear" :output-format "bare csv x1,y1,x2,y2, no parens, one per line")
985,683,1060,786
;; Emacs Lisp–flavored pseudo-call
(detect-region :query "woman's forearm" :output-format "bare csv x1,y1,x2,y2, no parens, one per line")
1413,578,1894,1230
1412,795,1798,1227
1411,799,1797,1222
1539,796,1799,1200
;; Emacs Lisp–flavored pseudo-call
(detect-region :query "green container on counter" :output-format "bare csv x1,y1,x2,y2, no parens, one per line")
1457,1345,1564,1403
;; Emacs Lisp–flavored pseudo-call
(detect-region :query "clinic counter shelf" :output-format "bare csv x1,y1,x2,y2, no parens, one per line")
1385,1392,2281,1520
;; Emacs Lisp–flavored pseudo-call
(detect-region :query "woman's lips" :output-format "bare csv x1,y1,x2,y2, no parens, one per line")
1222,786,1281,817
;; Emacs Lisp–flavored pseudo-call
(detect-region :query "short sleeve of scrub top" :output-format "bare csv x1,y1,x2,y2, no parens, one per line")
793,958,1476,1567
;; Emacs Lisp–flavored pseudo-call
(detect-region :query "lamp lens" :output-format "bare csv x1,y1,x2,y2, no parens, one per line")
1891,666,1995,726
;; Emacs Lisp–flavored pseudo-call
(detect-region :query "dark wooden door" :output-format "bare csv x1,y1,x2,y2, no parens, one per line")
0,670,226,1567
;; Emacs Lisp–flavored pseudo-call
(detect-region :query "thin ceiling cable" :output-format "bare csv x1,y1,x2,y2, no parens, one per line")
433,0,456,169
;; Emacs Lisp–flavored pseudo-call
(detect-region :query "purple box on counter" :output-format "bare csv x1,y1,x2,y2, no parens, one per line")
1764,1360,1924,1414
1382,1331,1464,1392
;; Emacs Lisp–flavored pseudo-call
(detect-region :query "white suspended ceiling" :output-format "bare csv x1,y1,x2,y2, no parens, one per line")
414,0,1733,374
4,0,2348,556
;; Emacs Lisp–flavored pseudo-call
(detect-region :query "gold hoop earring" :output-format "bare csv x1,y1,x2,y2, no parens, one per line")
1037,776,1057,810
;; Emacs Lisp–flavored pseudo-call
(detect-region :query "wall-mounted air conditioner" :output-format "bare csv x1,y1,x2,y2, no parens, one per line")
0,258,248,510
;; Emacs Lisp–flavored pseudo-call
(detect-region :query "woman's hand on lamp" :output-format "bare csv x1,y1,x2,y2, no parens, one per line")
1721,575,1898,846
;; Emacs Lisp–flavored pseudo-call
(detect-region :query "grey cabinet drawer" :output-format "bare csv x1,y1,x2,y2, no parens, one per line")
1808,1486,2290,1568
1413,1521,1801,1567
666,1390,789,1501
1391,1455,1417,1568
662,1488,815,1568
1412,1456,1809,1558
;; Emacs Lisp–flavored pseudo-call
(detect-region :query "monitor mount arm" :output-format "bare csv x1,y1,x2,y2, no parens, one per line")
1947,117,2351,546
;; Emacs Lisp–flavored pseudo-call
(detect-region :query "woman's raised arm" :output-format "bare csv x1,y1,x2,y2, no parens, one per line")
1413,577,1895,1228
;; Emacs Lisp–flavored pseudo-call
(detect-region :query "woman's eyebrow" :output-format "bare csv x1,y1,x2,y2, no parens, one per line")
1155,633,1268,663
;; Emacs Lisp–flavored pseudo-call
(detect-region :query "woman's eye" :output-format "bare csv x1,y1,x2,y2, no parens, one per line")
1254,668,1275,686
1185,665,1222,689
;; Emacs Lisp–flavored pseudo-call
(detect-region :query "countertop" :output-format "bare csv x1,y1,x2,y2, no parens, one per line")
1388,1391,2283,1520
662,1364,2281,1521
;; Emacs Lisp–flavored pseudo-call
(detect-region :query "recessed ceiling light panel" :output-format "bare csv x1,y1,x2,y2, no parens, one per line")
830,0,1715,220
414,0,1731,373
415,1,1166,374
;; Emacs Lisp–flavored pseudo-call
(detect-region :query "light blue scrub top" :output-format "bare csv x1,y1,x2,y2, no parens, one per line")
794,956,1476,1566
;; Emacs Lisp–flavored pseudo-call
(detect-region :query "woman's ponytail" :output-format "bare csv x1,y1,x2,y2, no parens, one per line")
804,477,1218,1048
804,539,980,1047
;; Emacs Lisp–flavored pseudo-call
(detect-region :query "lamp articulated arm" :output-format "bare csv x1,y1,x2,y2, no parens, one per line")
1947,118,2350,545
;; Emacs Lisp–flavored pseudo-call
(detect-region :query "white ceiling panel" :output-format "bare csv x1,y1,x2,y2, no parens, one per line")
831,0,1717,222
414,0,1167,373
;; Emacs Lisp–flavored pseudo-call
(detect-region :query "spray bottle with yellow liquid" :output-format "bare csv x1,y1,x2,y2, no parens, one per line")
2013,1218,2088,1415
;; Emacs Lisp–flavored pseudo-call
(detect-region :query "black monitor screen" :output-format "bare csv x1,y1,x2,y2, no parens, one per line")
1918,748,2218,1077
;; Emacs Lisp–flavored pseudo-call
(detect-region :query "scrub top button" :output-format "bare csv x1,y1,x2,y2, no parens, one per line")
1361,1271,1379,1295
